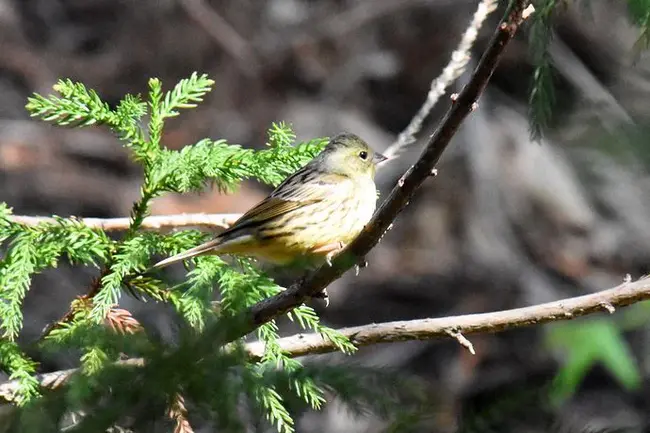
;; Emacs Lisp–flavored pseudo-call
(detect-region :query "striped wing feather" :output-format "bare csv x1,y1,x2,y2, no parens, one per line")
151,169,348,268
226,169,345,230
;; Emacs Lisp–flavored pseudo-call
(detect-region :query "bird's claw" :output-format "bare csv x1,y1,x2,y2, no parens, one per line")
311,288,329,307
354,258,368,276
324,241,345,267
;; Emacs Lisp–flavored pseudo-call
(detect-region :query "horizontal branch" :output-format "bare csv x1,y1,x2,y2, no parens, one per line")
8,213,241,232
2,1,499,237
1,274,647,404
246,275,647,358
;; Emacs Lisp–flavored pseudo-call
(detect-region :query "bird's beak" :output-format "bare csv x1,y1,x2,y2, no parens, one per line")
373,152,388,165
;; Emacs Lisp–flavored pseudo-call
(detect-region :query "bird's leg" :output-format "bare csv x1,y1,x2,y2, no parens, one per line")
312,241,346,267
308,242,345,306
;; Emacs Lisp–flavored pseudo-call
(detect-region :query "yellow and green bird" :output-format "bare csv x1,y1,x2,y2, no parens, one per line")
153,132,387,269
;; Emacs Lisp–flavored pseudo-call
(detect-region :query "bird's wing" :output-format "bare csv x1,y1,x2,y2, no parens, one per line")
227,170,348,230
151,171,347,269
150,195,312,269
234,196,318,224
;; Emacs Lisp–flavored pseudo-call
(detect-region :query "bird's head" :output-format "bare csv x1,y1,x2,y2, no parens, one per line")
319,132,387,179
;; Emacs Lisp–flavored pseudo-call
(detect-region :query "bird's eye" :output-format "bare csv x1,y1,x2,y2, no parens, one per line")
359,151,368,160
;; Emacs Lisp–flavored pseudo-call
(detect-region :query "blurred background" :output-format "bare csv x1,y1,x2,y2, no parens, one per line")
3,0,650,431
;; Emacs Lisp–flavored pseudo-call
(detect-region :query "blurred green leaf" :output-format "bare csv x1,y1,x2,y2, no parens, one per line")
627,0,650,24
546,318,641,404
627,0,650,58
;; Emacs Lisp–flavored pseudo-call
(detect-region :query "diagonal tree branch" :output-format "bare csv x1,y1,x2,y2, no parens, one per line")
2,273,647,404
241,0,535,333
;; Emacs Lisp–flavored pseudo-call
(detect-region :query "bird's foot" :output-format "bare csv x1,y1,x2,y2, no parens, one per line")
312,241,346,267
354,258,368,276
311,288,330,307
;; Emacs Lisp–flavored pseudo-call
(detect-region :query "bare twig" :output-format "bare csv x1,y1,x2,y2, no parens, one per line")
547,34,632,129
9,213,240,232
2,274,648,404
257,0,446,55
445,329,476,355
245,276,650,358
382,0,500,160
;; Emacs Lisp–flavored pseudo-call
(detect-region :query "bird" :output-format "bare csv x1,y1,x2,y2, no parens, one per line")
151,132,387,270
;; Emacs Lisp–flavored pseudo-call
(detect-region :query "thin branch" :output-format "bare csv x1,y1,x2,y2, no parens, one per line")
310,0,445,41
2,274,648,404
8,213,240,232
240,0,534,334
247,276,650,358
261,0,455,56
382,0,499,160
0,358,142,404
547,34,632,128
445,329,476,355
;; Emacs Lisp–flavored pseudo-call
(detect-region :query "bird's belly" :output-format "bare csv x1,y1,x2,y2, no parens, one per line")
246,243,309,265
232,180,378,265
287,188,376,253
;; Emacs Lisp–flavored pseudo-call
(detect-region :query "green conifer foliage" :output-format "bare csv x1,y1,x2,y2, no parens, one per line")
0,73,427,432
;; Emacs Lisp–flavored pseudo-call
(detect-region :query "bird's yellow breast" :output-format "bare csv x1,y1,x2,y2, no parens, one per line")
222,176,378,265
278,176,376,258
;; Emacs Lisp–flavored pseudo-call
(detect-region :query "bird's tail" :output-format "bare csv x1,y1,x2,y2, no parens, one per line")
152,238,223,269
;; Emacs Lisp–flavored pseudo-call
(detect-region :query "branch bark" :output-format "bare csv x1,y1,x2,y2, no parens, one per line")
2,273,647,404
246,275,645,359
